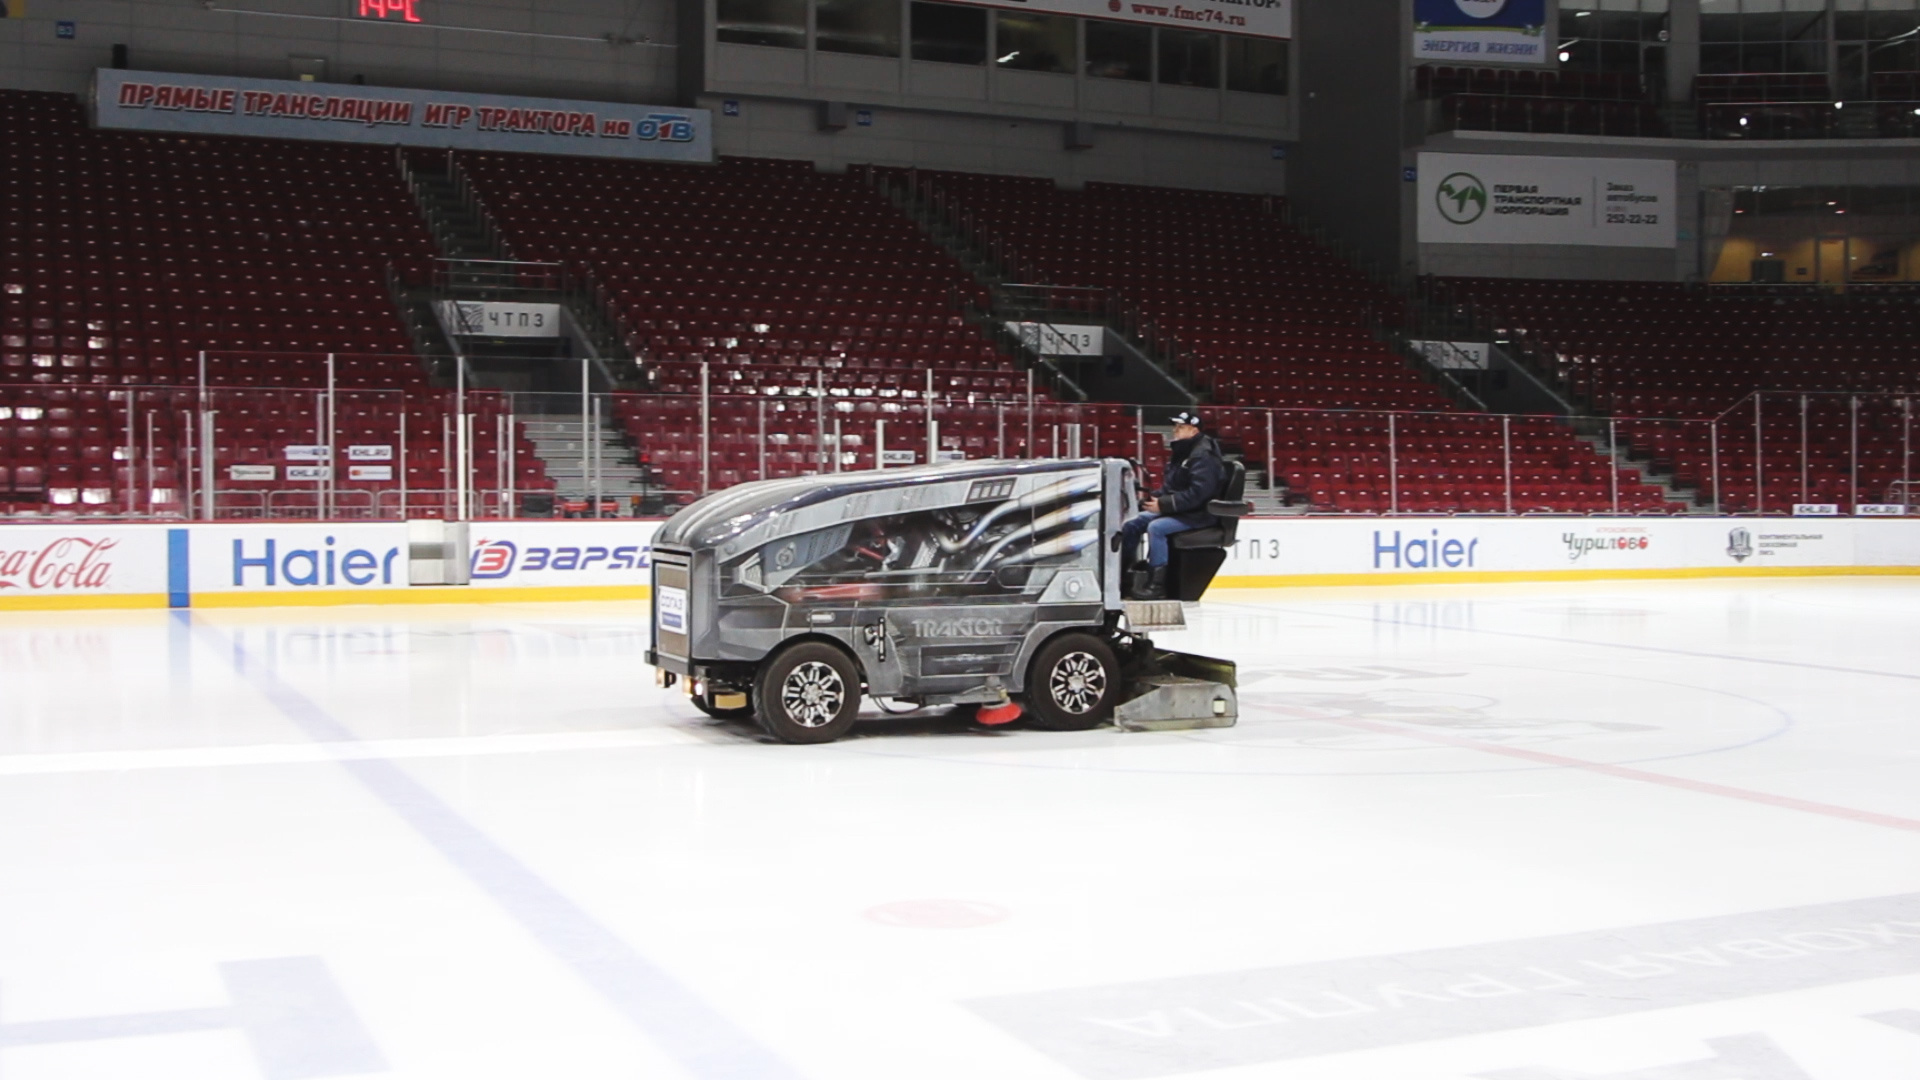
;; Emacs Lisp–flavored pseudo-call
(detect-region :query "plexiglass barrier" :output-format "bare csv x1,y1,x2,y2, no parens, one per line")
0,369,1912,520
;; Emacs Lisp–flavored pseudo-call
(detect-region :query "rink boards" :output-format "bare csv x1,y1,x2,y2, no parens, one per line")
0,516,1916,609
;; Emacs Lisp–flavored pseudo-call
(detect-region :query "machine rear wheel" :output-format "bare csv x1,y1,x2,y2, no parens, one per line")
755,643,862,744
1024,633,1119,731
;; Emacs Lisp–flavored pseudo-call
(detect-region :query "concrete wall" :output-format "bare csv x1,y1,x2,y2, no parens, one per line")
1291,0,1405,274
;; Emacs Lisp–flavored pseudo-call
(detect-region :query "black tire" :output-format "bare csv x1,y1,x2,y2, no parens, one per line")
754,642,862,744
690,692,754,720
1024,633,1120,731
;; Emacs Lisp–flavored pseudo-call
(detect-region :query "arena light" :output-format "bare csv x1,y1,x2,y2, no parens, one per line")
1558,50,1571,61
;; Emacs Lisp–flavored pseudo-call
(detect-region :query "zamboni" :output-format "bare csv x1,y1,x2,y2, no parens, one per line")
644,457,1249,743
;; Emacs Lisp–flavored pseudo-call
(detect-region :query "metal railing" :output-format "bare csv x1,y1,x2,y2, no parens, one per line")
3,364,1912,522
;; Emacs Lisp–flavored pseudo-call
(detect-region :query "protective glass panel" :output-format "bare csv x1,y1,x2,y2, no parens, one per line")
1086,18,1151,80
1226,36,1289,95
911,1,988,64
995,12,1075,73
717,0,807,48
1158,28,1220,88
818,0,902,56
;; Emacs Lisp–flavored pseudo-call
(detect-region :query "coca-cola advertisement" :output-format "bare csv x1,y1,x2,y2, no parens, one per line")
0,527,165,600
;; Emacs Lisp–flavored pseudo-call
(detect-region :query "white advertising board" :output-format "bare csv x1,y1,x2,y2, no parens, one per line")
4,517,1918,610
284,445,331,461
435,301,563,339
945,0,1288,39
1006,322,1106,358
190,524,409,595
348,445,394,461
229,465,277,481
94,70,713,164
467,521,660,589
0,526,169,599
1213,517,1891,582
348,465,394,482
1418,153,1677,249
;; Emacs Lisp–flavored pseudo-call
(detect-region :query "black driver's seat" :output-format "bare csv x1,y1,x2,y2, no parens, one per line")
1165,459,1251,601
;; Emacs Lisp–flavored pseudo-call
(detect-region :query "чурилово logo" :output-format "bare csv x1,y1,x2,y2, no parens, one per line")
1436,172,1487,225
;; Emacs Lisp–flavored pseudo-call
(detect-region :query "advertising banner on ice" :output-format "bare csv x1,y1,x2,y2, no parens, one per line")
943,0,1288,38
1418,153,1676,249
467,521,661,590
93,69,712,164
1414,0,1549,64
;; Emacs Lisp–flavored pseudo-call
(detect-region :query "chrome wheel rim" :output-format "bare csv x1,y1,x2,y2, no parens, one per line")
781,661,846,728
1048,652,1107,715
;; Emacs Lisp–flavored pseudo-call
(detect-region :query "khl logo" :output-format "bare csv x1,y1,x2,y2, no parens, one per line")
1454,0,1507,17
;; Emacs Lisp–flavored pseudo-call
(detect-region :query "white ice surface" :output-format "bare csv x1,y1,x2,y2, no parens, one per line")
1,580,1918,1079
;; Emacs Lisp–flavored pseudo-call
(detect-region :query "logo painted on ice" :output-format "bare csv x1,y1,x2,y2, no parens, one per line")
0,537,118,591
1727,527,1754,562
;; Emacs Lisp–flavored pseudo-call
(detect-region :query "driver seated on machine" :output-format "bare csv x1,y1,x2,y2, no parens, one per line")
1121,411,1226,600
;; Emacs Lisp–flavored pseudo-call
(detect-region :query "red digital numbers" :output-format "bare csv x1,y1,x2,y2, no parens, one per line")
358,0,422,22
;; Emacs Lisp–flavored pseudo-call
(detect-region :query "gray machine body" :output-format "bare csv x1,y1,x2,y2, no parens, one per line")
646,458,1236,725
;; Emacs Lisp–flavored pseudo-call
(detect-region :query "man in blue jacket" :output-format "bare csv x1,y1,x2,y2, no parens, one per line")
1121,411,1226,599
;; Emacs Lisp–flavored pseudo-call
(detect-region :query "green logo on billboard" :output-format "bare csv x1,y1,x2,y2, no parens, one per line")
1437,172,1487,224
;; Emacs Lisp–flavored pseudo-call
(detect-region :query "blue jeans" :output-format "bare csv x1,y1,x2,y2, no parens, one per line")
1120,512,1196,569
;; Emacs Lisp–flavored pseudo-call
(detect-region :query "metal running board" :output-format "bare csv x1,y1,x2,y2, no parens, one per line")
1115,675,1237,732
1123,600,1186,630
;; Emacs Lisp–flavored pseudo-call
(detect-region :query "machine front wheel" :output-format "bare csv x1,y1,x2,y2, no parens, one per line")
755,643,862,744
1024,633,1119,731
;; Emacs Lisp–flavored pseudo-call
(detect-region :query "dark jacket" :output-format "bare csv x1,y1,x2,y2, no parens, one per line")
1154,435,1227,527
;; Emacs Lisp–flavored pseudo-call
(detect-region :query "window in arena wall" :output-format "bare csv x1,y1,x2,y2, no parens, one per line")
995,12,1075,74
718,0,807,48
1226,35,1289,95
1557,0,1667,92
818,0,902,55
1836,0,1920,100
1158,28,1221,88
911,1,989,64
1709,185,1920,283
1086,18,1151,81
1699,0,1828,75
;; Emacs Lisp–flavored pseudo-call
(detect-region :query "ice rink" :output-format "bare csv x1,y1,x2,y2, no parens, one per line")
2,579,1919,1080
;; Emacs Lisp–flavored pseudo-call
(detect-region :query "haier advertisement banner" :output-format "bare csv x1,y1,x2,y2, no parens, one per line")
93,69,712,164
1417,153,1677,249
1415,0,1548,64
946,0,1289,39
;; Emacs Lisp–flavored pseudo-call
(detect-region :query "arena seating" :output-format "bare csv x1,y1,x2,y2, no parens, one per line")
0,89,552,516
896,169,1673,512
452,152,1052,495
1429,278,1920,511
